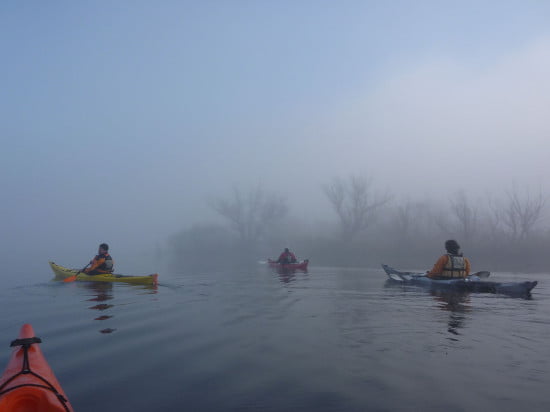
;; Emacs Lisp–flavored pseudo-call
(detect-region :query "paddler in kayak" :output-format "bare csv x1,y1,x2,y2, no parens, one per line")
277,248,298,264
426,239,471,279
84,243,114,275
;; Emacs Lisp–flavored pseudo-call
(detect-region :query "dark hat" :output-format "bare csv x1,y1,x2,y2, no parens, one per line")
445,240,460,254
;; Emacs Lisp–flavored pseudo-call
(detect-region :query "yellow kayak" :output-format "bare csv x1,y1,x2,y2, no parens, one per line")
49,261,159,286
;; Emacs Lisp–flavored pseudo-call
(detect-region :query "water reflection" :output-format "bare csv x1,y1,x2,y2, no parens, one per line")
269,264,308,284
383,280,472,337
76,281,158,333
275,269,312,284
277,271,297,283
80,282,117,334
430,289,471,337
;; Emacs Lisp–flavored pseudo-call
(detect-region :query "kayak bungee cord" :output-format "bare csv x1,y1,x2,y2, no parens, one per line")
0,337,71,412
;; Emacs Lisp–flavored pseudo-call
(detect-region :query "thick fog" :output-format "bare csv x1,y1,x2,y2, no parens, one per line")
2,2,550,275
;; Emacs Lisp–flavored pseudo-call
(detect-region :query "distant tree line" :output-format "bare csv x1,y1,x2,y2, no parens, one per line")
169,176,548,273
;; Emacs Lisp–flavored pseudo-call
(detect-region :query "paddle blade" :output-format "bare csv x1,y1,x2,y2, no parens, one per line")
473,271,490,278
64,264,88,283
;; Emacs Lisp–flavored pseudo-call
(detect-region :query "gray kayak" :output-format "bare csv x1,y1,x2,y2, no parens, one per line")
382,264,537,296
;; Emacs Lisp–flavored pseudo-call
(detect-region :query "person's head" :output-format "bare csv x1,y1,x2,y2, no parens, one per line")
284,248,289,253
99,243,109,254
444,239,460,255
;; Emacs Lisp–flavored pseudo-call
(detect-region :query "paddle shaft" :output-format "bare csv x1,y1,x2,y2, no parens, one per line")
63,263,90,283
416,271,490,279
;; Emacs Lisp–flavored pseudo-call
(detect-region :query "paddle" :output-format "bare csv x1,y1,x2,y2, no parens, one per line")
395,271,490,282
63,263,90,283
420,271,490,279
382,264,490,282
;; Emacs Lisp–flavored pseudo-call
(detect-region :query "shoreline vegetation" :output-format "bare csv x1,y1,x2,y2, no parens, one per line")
169,233,550,274
169,181,548,274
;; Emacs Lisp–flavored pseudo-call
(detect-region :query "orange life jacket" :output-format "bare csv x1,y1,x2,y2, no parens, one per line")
90,253,114,273
440,254,467,278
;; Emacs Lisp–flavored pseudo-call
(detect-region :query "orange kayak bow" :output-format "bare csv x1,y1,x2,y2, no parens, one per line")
0,324,74,412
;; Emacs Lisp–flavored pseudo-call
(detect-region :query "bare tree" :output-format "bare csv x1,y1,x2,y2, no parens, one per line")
449,191,478,242
395,201,414,237
482,193,505,242
433,192,479,243
393,199,434,238
323,175,391,242
501,185,546,241
211,185,288,242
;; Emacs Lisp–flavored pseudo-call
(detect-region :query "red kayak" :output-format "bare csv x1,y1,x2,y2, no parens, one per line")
268,259,309,272
0,324,74,412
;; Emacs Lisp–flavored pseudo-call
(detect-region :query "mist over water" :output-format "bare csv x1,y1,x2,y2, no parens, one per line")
2,3,550,411
2,2,550,273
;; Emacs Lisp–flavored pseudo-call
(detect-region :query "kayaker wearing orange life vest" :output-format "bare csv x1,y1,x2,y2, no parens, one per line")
84,243,114,275
427,239,471,279
277,248,297,264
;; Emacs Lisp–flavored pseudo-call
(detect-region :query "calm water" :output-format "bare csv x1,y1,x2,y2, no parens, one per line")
1,265,549,412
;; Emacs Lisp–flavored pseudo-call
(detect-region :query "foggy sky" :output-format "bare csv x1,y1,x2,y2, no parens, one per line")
2,1,550,271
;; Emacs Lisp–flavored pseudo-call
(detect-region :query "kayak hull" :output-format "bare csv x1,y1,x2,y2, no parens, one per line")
382,264,537,296
267,259,309,272
49,261,158,285
0,324,74,412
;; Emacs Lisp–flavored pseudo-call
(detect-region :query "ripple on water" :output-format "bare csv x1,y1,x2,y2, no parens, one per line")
1,268,550,411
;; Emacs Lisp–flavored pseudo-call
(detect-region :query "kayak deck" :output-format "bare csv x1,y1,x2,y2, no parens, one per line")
382,264,537,297
49,261,159,285
0,324,74,412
